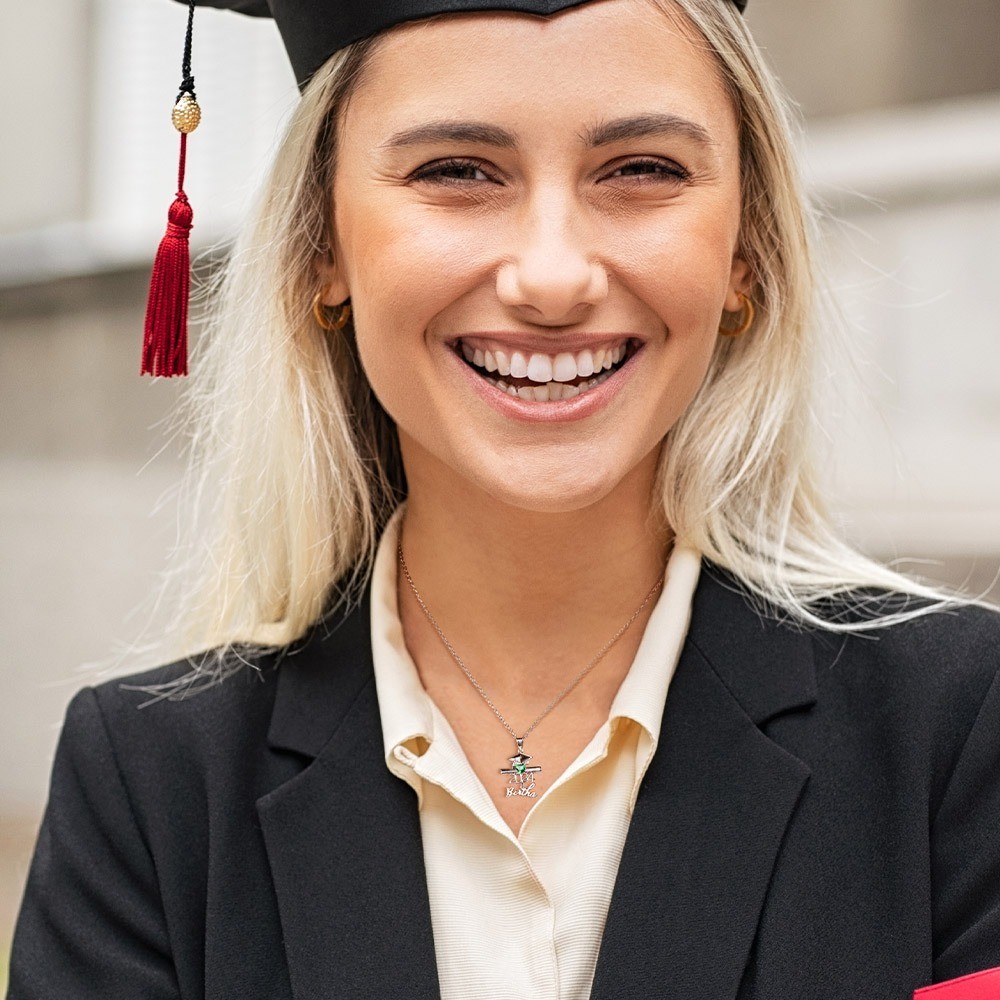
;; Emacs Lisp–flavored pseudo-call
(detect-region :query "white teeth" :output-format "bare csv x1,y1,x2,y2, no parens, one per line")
462,341,630,381
462,338,633,400
552,352,578,383
526,354,553,383
483,370,614,402
492,378,519,396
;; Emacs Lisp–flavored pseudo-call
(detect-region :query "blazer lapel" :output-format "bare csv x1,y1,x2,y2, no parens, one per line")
255,582,441,1000
591,564,817,1000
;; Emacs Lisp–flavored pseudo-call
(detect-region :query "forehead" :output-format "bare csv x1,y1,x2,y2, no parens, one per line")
341,0,737,147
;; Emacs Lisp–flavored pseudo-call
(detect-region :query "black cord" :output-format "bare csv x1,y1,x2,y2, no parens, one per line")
178,0,197,100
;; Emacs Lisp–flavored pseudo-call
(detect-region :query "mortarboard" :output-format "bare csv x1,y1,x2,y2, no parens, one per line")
181,0,749,93
142,0,750,376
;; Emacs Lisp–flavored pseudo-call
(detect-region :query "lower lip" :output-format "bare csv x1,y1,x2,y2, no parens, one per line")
451,343,643,424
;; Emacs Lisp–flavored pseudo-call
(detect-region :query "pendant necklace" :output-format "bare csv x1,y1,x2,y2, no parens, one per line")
397,533,665,801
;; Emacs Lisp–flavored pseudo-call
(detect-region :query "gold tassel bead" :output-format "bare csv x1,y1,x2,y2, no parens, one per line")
171,93,202,134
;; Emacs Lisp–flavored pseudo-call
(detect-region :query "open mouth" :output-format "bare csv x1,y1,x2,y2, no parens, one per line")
454,338,642,403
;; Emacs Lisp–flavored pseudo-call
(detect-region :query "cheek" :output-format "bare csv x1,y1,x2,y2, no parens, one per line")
334,198,489,422
336,188,497,323
613,204,739,331
350,322,428,435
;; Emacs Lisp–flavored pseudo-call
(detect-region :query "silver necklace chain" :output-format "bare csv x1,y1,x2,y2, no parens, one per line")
397,535,665,743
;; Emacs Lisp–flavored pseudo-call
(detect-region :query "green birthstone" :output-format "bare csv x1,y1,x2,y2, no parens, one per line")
514,762,526,774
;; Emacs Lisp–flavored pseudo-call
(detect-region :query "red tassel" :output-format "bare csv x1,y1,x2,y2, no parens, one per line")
142,132,193,377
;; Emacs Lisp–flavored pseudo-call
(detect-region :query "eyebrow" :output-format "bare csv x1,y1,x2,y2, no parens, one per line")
381,121,518,150
381,112,714,151
583,113,715,149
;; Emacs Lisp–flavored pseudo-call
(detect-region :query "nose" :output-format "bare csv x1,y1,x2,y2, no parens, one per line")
495,194,608,324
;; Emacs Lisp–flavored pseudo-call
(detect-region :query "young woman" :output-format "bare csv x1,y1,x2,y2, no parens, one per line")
8,0,1000,997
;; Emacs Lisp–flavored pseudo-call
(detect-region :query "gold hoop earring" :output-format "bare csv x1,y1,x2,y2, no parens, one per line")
718,292,754,337
312,292,352,331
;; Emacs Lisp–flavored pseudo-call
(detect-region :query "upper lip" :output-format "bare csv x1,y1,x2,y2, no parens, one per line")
450,333,644,355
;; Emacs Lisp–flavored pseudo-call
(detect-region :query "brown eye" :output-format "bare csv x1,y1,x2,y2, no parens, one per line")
412,159,495,184
608,158,690,181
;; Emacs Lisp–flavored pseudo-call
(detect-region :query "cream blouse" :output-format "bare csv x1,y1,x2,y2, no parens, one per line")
370,503,701,999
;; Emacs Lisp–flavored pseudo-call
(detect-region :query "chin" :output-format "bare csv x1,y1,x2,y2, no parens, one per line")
474,463,635,516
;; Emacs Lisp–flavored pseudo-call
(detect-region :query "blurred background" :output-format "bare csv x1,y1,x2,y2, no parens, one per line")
1,0,999,983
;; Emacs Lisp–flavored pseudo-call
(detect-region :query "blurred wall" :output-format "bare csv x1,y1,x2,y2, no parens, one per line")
749,0,1000,116
2,0,999,976
1,0,92,233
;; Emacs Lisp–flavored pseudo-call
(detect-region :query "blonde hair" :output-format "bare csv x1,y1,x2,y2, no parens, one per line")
126,0,975,696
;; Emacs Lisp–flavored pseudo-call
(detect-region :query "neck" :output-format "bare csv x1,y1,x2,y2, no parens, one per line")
395,444,672,707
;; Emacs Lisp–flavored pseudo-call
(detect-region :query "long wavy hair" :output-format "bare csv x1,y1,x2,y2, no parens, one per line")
123,0,972,696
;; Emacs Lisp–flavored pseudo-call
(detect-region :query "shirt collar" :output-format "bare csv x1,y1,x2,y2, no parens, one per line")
604,542,701,752
371,503,435,766
370,501,701,770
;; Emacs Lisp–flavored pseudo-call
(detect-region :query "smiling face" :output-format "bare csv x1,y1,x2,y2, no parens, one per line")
319,0,749,515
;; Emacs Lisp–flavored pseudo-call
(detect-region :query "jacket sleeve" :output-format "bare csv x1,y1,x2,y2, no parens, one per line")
929,661,1000,984
7,686,181,999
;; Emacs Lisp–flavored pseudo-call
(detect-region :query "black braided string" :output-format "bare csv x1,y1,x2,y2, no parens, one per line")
177,0,196,100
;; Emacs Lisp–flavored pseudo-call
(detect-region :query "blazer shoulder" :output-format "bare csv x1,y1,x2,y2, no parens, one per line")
88,648,282,747
808,600,1000,811
818,599,1000,694
865,597,1000,650
693,562,999,734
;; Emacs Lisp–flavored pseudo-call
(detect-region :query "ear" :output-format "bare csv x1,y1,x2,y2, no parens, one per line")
313,250,351,306
723,256,752,313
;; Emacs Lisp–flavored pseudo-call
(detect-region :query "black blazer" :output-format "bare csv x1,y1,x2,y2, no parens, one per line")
7,564,1000,1000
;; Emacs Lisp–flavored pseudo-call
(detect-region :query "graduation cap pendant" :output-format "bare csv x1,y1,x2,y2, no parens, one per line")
500,737,542,798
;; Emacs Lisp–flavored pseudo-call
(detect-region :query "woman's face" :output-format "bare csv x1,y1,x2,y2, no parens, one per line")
320,0,749,515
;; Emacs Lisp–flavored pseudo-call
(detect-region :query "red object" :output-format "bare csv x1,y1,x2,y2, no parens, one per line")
142,131,192,377
914,966,1000,998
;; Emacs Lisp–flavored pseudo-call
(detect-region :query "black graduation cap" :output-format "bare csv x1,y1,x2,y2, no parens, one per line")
185,0,748,92
142,0,748,377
